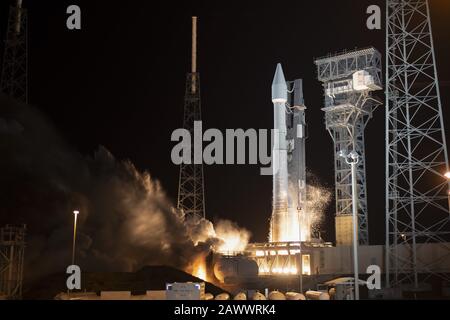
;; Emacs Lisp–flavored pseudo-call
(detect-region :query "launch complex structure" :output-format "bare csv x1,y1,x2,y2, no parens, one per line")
220,0,450,296
0,0,27,300
0,0,448,300
247,47,383,279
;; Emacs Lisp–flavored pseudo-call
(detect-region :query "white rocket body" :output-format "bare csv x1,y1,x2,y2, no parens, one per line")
270,65,308,243
270,64,290,243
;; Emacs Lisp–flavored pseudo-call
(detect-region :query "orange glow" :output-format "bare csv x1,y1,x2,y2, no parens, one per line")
271,185,331,243
215,220,250,254
192,257,207,282
302,254,311,275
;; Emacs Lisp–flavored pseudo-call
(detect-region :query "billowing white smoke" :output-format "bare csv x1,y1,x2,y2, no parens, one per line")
186,218,251,254
0,96,250,283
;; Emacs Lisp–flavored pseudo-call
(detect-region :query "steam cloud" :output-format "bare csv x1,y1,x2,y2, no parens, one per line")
305,173,332,237
0,95,250,283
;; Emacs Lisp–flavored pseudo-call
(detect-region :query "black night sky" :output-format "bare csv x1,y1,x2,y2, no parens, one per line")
1,0,449,248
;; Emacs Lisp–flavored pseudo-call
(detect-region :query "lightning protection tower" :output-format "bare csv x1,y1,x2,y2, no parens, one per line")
385,0,450,289
0,225,26,300
0,0,27,103
177,17,206,222
315,48,382,246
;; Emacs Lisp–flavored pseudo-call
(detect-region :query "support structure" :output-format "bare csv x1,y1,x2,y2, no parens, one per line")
177,17,206,221
385,0,450,289
0,0,27,104
0,225,26,300
315,48,382,246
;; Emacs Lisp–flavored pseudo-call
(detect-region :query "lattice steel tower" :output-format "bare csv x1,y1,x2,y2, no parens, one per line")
315,48,382,246
0,225,26,300
177,17,205,221
0,0,27,103
385,0,450,289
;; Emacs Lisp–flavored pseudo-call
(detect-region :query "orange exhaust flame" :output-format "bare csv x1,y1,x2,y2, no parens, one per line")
192,257,208,282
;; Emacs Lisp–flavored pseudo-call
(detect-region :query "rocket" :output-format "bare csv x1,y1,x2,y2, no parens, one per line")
270,64,290,243
270,64,308,243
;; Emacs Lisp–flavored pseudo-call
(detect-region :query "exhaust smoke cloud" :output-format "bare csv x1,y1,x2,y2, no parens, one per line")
0,96,250,283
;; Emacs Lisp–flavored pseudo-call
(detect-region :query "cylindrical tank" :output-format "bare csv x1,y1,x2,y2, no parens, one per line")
305,290,330,300
285,292,306,300
204,293,214,301
251,292,267,300
215,293,230,301
234,292,247,300
213,256,258,283
268,291,286,300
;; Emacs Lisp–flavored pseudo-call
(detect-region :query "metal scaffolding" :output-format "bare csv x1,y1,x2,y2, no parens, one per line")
177,17,206,221
0,0,28,104
315,48,382,246
0,225,26,300
385,0,450,289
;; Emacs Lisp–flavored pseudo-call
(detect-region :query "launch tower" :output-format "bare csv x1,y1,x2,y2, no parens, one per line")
315,48,382,246
0,225,26,300
177,17,206,221
0,0,27,103
385,0,450,289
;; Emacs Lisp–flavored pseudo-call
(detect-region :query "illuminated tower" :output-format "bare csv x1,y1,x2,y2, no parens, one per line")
385,0,450,289
315,48,382,246
0,0,27,103
177,17,206,221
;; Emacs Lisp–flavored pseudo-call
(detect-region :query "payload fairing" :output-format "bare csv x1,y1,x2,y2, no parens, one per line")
270,64,309,243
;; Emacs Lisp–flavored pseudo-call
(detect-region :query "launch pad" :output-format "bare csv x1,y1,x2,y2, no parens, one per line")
246,241,332,276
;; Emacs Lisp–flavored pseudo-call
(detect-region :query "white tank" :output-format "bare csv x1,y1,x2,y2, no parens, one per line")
234,292,247,300
213,256,258,283
285,292,306,300
251,292,267,300
305,290,330,300
215,293,230,301
204,293,214,301
269,291,286,300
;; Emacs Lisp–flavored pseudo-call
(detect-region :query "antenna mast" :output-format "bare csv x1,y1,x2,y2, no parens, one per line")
177,17,206,222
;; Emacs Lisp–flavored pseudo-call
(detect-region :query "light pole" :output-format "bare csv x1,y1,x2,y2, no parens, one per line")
72,210,79,266
298,207,303,294
339,150,360,300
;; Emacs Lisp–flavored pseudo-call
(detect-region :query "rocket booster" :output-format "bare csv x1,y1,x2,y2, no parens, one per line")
287,79,308,242
270,64,289,243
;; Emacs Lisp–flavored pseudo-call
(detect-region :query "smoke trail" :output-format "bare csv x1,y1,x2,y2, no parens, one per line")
0,95,250,283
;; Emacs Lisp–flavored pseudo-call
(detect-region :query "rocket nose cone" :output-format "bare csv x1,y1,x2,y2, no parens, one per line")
272,64,286,86
272,64,288,103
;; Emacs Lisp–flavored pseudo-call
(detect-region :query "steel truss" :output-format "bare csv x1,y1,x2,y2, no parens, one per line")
315,48,383,245
0,2,27,103
385,0,450,288
0,225,26,300
177,72,206,222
